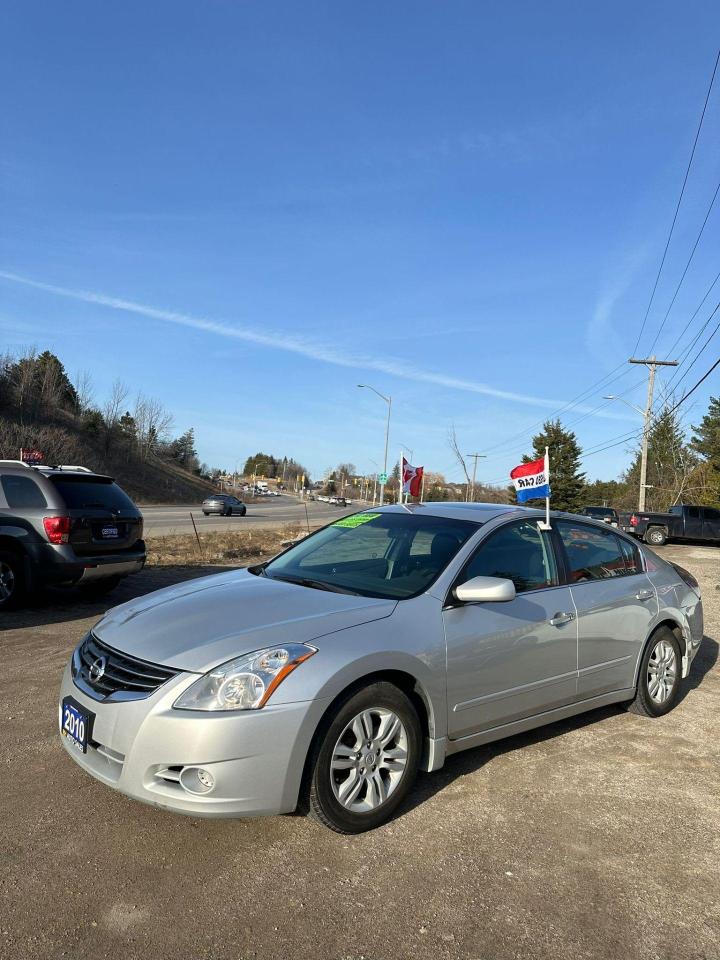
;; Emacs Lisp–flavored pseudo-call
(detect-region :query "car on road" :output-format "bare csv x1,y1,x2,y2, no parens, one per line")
580,505,619,526
620,503,720,546
59,503,702,833
201,495,247,517
0,459,145,610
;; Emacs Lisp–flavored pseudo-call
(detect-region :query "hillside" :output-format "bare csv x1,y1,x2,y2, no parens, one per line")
0,351,218,505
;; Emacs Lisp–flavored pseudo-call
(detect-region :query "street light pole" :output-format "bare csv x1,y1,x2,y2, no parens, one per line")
358,385,391,506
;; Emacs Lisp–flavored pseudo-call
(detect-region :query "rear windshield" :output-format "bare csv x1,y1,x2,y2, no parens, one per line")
263,511,478,600
584,507,616,517
49,477,137,512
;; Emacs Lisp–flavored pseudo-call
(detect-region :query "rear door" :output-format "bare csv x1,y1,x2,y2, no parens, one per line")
555,520,656,699
48,476,143,555
444,519,578,738
701,507,720,541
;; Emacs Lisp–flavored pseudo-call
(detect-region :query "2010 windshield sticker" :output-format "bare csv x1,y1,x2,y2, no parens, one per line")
333,513,381,528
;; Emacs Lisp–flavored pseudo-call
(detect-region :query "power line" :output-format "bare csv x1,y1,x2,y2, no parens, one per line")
631,46,720,355
667,355,720,414
663,266,720,361
646,177,720,354
669,300,720,392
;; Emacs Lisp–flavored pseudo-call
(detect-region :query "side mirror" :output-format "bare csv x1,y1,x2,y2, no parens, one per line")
454,575,516,603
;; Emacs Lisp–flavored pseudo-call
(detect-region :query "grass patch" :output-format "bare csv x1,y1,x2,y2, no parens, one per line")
145,524,307,567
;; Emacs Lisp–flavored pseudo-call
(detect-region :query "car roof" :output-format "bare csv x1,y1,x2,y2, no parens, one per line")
368,501,630,529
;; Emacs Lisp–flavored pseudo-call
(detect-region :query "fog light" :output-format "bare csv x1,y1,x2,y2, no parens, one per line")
179,766,215,794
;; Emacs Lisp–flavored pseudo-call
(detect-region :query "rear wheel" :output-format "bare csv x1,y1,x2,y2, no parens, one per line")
304,682,421,833
645,527,667,546
628,627,681,717
0,550,25,610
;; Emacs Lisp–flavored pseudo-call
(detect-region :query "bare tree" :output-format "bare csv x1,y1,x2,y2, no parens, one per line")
102,379,128,431
134,393,174,461
448,425,471,501
74,369,95,414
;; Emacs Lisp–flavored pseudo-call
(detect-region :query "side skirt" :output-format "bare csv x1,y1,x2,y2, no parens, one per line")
427,689,636,767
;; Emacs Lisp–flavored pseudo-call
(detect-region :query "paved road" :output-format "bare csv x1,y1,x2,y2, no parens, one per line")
140,496,360,536
0,545,718,960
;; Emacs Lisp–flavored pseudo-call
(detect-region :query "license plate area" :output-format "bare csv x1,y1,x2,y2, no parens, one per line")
61,697,94,753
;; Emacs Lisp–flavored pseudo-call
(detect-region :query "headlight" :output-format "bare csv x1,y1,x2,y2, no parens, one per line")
173,643,316,712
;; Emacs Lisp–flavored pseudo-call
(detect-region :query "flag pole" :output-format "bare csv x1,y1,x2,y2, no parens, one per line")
420,469,425,503
398,449,403,504
544,446,550,528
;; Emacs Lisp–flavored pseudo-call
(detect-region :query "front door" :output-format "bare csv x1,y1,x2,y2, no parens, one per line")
555,520,657,698
444,519,578,739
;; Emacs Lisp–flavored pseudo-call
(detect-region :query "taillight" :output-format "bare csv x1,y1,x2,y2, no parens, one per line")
43,516,72,544
630,514,638,526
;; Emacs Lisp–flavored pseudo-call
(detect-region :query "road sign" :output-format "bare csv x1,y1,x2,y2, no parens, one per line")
378,472,388,484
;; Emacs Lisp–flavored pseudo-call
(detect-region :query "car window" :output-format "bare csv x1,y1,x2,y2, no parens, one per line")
619,537,641,575
48,478,135,512
702,507,720,521
687,506,701,519
461,520,558,594
264,513,478,600
556,521,630,582
1,475,48,509
668,506,682,516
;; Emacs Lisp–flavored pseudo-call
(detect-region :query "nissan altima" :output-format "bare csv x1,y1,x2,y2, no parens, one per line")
59,503,703,833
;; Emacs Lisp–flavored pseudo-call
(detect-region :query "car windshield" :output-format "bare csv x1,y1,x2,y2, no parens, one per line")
49,477,136,512
585,507,614,517
262,511,478,599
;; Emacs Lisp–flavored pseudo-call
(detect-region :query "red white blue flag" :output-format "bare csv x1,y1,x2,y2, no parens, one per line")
402,458,424,497
510,454,550,503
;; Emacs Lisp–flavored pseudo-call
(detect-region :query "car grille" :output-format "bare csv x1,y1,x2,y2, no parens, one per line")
74,633,179,701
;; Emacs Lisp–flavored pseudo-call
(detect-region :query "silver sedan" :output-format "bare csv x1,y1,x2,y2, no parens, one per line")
59,503,703,833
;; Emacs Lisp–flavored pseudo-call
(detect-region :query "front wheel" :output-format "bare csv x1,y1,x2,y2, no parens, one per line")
645,527,667,546
628,627,681,717
304,682,421,833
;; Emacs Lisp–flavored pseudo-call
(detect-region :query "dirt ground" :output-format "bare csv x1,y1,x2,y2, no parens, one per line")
0,544,718,960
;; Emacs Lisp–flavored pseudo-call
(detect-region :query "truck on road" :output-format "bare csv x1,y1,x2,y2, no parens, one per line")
620,503,720,546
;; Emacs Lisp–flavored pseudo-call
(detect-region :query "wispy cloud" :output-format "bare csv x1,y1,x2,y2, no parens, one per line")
0,270,629,419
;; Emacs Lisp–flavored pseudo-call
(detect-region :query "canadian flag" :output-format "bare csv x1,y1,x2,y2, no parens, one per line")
402,458,424,497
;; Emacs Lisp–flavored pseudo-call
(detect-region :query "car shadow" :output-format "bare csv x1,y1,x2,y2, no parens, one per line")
1,564,236,631
400,633,719,820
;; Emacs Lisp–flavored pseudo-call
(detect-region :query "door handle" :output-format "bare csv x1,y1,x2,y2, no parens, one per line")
549,612,575,626
636,589,654,601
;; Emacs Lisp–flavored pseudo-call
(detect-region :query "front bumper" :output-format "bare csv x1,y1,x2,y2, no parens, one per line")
58,663,329,818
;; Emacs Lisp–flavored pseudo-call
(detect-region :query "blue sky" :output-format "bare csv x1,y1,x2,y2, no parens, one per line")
2,2,719,484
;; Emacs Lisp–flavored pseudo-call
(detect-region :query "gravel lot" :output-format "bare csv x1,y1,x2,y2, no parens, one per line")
1,544,718,960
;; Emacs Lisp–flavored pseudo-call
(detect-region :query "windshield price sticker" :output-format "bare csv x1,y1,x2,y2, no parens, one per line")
333,513,381,528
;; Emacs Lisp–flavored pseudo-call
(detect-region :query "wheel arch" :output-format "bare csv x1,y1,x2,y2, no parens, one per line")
293,666,439,813
633,617,686,688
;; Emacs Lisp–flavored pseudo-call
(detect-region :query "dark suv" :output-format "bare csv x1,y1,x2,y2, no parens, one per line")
0,460,145,610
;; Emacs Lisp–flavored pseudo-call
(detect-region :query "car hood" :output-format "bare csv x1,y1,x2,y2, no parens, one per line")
93,569,396,673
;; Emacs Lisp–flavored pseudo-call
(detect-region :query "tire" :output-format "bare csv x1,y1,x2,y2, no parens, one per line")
627,627,681,717
645,527,667,546
224,507,232,517
0,549,25,611
78,575,123,599
303,681,421,834
241,507,247,517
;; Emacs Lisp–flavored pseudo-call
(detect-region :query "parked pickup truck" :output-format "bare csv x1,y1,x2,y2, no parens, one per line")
620,503,720,546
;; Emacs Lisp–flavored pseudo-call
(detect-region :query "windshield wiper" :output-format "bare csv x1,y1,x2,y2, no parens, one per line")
267,573,358,595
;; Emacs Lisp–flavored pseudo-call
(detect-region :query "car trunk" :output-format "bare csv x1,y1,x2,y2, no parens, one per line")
48,476,143,556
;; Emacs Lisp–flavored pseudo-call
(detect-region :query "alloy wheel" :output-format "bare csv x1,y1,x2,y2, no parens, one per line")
0,561,15,603
330,707,408,813
647,639,677,704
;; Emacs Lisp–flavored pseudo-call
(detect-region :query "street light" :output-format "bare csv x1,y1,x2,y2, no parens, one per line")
357,384,391,506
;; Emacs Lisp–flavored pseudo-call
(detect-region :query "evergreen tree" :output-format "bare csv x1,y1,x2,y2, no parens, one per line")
690,396,720,503
623,405,696,510
516,419,585,512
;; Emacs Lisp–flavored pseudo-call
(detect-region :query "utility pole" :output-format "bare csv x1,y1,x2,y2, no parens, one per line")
466,453,486,502
628,357,678,511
